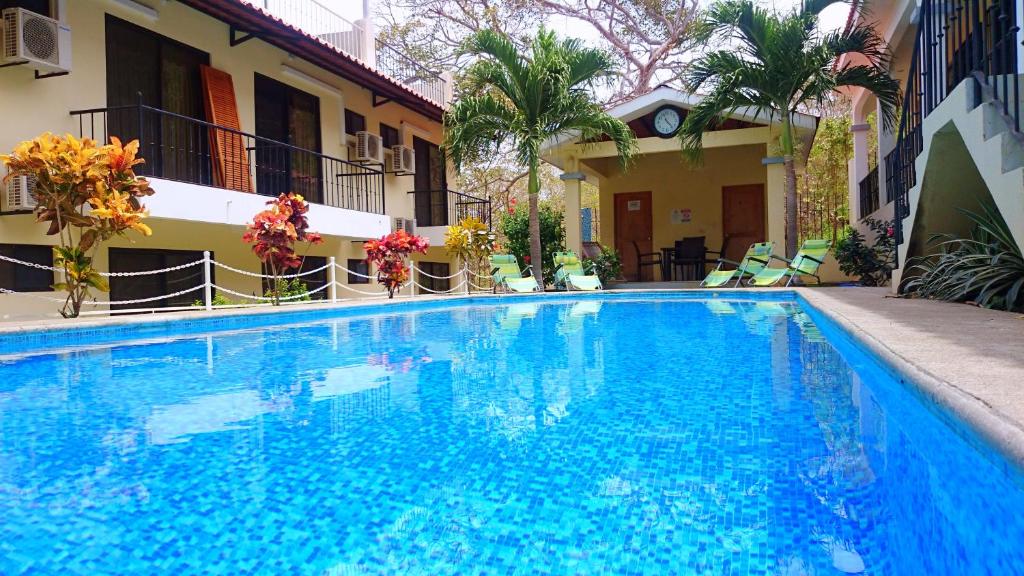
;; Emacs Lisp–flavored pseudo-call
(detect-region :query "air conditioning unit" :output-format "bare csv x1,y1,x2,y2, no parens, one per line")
393,217,416,235
1,8,72,75
354,131,384,164
4,174,37,211
389,145,416,175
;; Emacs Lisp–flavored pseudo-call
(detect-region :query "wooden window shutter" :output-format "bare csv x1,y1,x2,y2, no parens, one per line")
200,65,253,192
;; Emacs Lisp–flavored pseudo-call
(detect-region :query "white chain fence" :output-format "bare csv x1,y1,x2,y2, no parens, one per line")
0,251,500,315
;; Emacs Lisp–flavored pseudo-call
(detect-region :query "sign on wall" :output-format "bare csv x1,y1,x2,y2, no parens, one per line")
627,200,642,211
671,208,692,224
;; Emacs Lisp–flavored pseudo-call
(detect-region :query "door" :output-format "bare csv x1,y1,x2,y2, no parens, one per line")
614,191,653,281
105,15,209,183
413,136,447,226
254,74,322,202
722,184,766,262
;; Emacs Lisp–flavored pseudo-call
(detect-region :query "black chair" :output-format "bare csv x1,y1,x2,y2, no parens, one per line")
704,235,730,273
671,236,706,281
632,240,662,281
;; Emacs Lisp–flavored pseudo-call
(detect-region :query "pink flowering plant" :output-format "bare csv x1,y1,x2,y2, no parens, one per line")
363,229,429,298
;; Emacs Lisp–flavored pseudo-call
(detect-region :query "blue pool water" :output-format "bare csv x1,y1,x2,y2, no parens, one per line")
1,294,1023,575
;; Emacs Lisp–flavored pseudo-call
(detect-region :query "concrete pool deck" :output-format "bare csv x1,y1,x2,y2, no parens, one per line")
2,286,1023,469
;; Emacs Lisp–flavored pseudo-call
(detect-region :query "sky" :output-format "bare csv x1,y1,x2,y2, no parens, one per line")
328,0,853,37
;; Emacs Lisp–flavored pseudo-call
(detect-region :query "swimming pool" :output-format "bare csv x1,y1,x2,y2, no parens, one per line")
1,293,1022,574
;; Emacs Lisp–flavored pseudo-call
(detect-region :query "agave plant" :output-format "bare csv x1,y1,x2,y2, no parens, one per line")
900,203,1024,311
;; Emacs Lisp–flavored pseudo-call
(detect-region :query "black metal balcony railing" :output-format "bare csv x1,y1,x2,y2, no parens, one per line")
70,102,386,214
882,147,901,205
859,166,881,219
408,189,491,229
890,0,1020,250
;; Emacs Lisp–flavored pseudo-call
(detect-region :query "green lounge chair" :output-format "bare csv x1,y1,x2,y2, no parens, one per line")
490,254,541,293
700,242,774,287
748,239,831,287
552,251,602,291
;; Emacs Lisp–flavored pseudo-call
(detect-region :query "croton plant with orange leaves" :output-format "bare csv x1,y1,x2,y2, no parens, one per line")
243,193,322,305
364,229,429,299
1,133,154,318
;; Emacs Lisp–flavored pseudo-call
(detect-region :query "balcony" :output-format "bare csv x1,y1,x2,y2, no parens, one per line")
858,165,880,220
258,0,448,105
68,103,389,238
408,189,492,228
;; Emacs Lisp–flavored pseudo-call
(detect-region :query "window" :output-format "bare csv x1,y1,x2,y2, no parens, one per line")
380,123,400,149
108,248,208,311
344,109,366,135
261,256,328,300
2,1,51,17
347,259,370,284
0,244,53,292
417,262,450,295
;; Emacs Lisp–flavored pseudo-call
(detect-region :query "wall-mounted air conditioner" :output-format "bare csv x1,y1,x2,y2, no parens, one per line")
1,8,72,75
354,131,384,164
389,145,416,175
393,217,416,235
4,174,37,211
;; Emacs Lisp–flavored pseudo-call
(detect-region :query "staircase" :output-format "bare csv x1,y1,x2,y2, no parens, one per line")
889,0,1024,286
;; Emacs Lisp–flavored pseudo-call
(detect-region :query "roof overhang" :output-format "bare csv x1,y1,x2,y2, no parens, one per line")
542,86,819,168
175,0,445,122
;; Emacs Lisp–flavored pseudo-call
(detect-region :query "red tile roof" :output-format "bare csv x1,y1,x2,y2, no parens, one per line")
176,0,444,122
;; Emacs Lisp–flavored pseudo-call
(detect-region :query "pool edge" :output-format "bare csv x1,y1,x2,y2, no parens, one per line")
795,289,1024,474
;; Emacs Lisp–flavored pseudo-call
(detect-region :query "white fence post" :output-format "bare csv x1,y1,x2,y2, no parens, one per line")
464,265,470,295
203,251,213,311
329,256,337,303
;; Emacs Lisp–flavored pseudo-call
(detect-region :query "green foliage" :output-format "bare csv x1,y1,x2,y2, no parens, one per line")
265,278,312,302
901,204,1024,311
798,113,852,245
193,292,236,307
498,203,565,282
834,218,895,286
680,0,901,256
584,244,622,285
445,28,636,285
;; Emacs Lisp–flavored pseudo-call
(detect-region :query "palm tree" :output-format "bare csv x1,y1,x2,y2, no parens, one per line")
678,0,901,257
445,29,636,287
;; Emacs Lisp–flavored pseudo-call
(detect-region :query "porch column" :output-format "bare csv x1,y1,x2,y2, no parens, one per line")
763,157,786,250
850,120,871,222
560,169,585,255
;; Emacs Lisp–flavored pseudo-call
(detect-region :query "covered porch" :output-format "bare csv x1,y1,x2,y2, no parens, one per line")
543,87,817,283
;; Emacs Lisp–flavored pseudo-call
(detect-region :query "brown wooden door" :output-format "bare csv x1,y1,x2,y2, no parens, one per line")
722,184,766,262
614,191,653,281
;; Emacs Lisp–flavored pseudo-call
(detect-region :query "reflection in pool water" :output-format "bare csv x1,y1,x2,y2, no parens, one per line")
0,297,1022,574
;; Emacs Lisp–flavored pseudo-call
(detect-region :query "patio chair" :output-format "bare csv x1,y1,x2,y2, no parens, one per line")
748,239,832,287
552,251,602,291
631,241,661,281
490,254,541,293
670,236,706,281
700,242,774,288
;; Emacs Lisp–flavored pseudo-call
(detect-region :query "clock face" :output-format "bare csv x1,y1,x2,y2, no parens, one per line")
653,107,681,137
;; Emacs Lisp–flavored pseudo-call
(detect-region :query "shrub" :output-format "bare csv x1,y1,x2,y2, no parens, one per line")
1,134,154,317
265,278,312,302
498,202,565,282
444,216,499,287
900,204,1024,311
834,218,895,286
242,193,322,305
364,229,429,298
584,244,622,285
193,293,236,307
